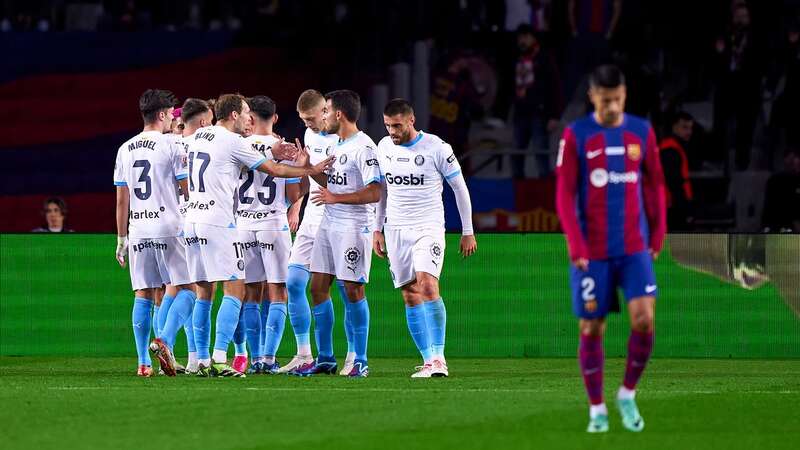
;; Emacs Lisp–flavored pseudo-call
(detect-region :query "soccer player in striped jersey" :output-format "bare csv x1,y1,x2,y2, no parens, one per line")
556,65,666,433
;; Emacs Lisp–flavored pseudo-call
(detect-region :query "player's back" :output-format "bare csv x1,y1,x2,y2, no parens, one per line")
302,128,339,226
323,131,380,231
114,130,185,238
562,113,656,258
376,131,462,231
184,125,266,228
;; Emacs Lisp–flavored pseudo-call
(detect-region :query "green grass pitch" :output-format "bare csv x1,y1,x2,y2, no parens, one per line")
1,357,798,450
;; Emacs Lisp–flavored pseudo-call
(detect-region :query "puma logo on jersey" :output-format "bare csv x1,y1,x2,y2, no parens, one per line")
385,173,425,186
327,172,349,185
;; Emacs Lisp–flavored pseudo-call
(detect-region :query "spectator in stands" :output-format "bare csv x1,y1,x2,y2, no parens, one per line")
762,149,800,232
660,112,695,231
712,2,764,171
767,18,800,157
32,197,73,233
511,24,561,178
565,0,622,99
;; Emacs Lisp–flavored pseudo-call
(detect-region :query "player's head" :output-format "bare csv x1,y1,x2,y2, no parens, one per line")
180,98,213,134
588,65,626,127
670,111,694,142
296,89,326,133
215,93,252,136
139,89,178,132
383,98,416,145
170,108,184,135
248,95,278,128
323,89,361,134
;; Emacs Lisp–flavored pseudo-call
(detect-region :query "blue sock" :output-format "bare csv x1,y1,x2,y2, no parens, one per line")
287,265,312,353
424,299,447,358
348,298,370,362
160,289,196,349
259,300,269,356
213,296,243,360
233,308,247,355
312,299,335,359
336,281,355,354
243,303,262,359
132,298,153,366
264,302,287,357
184,295,196,353
152,305,161,338
157,294,175,335
192,298,212,360
406,303,433,362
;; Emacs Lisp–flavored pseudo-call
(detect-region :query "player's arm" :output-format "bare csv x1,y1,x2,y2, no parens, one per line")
115,185,130,267
285,178,303,233
642,127,667,258
373,179,388,258
555,127,589,269
312,181,381,205
177,179,189,201
294,138,328,187
445,170,477,258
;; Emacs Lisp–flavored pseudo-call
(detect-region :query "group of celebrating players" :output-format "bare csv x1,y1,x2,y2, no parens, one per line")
114,63,665,433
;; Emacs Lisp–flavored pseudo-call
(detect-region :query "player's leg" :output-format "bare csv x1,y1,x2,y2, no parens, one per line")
155,283,196,373
235,230,264,373
336,229,373,377
152,286,164,339
243,281,265,374
192,281,214,373
410,231,447,375
132,288,155,377
256,229,289,373
401,283,434,377
342,280,369,377
262,283,288,373
278,223,316,373
128,237,166,376
336,279,356,374
156,285,174,338
232,307,249,372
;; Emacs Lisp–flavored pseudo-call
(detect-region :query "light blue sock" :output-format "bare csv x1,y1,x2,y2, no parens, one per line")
184,296,196,353
152,305,161,338
132,297,153,366
424,299,447,358
159,289,196,349
213,296,243,355
192,298,212,360
259,300,269,356
264,302,287,357
287,265,312,352
348,298,370,362
157,294,175,335
406,303,433,361
336,281,355,354
312,299,335,359
233,308,247,354
243,303,262,360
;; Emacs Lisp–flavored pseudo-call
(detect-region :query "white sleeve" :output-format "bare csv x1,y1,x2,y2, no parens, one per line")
434,142,462,181
445,171,474,235
113,148,127,186
358,145,381,185
232,136,267,170
172,140,189,181
374,180,387,231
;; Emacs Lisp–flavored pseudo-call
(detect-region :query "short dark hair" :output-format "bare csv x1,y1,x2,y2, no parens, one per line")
383,98,414,117
248,95,276,121
215,94,246,121
671,111,694,126
139,89,177,124
325,89,361,122
181,98,211,123
589,65,626,89
43,197,67,215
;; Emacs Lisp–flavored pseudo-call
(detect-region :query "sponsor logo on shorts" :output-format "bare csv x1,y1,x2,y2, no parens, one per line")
131,241,168,252
414,155,425,166
344,246,362,275
384,173,425,186
129,206,166,220
184,236,208,246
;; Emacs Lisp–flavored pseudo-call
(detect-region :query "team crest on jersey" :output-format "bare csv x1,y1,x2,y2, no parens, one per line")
430,242,443,258
325,146,332,156
414,155,425,166
627,143,641,161
237,260,245,271
339,154,348,164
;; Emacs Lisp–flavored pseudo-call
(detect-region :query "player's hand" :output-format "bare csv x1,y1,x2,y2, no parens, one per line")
310,155,335,175
573,257,589,272
115,235,129,268
272,140,298,161
288,207,300,233
459,234,477,258
373,231,387,258
311,187,338,205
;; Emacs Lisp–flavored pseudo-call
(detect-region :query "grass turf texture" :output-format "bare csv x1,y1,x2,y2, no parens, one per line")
1,357,798,450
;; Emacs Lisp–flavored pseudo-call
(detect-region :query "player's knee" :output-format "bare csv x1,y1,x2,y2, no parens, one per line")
344,283,364,301
631,310,654,332
417,279,439,299
580,319,605,337
286,272,306,299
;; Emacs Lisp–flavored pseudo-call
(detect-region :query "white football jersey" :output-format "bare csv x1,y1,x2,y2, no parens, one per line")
302,128,339,226
236,134,299,231
113,130,188,239
183,125,267,228
175,133,191,217
375,131,462,230
321,131,381,231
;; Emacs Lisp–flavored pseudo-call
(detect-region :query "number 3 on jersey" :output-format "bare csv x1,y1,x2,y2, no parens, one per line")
132,159,152,200
188,152,210,192
238,170,277,205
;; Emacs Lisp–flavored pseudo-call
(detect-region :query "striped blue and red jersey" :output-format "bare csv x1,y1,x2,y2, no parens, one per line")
555,113,666,261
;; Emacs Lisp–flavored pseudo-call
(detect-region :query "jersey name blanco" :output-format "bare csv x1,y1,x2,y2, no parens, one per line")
184,125,266,228
321,131,381,231
114,130,188,239
236,134,298,231
302,128,339,226
376,131,462,230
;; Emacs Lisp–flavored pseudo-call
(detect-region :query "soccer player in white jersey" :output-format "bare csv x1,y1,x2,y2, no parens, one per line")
290,90,381,378
277,89,350,374
373,99,477,378
113,89,195,377
183,93,333,377
235,95,302,374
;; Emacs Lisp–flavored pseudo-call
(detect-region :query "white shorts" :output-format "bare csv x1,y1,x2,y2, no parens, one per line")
385,227,445,288
128,236,191,291
310,226,373,283
288,221,320,268
238,229,292,284
183,222,245,283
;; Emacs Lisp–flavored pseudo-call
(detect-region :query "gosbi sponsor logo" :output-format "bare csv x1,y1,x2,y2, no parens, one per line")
589,168,638,188
384,173,425,186
184,236,208,246
131,241,167,252
327,172,348,185
129,206,165,220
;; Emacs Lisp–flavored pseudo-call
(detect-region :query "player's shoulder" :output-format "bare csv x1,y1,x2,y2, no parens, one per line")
377,135,394,149
245,133,278,145
565,114,597,135
420,131,452,154
622,113,653,133
353,131,378,152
